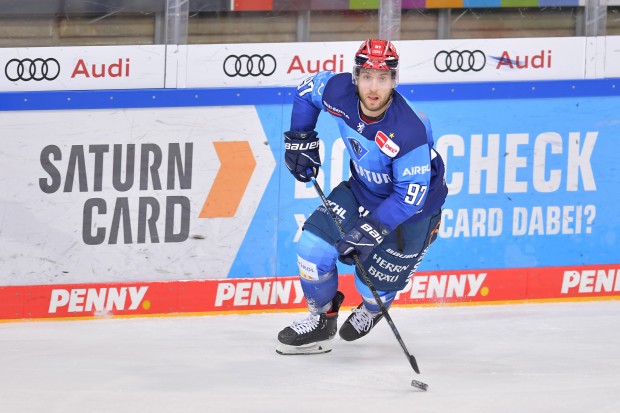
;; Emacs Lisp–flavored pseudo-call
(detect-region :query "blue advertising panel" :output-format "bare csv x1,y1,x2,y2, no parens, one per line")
1,80,618,282
234,94,618,278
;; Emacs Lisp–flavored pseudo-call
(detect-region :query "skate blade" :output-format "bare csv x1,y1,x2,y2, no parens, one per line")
276,341,333,355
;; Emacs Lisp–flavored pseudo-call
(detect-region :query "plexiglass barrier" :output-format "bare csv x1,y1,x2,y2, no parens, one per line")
0,0,617,47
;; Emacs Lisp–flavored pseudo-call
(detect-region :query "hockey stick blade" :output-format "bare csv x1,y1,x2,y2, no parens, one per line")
409,354,420,374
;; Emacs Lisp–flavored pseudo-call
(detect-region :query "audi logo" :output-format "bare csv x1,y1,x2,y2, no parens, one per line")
223,54,276,77
5,57,61,81
434,50,486,73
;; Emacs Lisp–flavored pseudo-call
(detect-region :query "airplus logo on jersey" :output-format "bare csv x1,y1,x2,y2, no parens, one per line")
39,143,193,246
402,164,430,177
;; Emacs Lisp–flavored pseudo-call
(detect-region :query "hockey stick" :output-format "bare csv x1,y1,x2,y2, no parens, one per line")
308,175,428,391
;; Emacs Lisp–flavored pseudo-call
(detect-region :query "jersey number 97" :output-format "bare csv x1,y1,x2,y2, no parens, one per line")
404,183,427,206
297,76,314,96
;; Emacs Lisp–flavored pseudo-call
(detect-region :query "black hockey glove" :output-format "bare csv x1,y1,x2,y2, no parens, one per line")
284,130,321,183
337,216,389,265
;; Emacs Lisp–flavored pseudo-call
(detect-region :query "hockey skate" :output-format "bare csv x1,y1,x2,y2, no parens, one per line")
338,303,384,342
276,291,345,355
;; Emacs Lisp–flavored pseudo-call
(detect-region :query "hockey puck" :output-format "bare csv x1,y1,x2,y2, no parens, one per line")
411,380,429,391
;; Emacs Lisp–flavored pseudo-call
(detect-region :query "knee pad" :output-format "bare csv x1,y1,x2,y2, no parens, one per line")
296,230,339,313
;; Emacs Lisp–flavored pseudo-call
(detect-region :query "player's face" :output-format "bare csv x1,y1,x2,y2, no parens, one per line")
356,69,394,117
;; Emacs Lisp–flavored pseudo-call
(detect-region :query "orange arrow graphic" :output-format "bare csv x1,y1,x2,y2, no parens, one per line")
199,141,256,218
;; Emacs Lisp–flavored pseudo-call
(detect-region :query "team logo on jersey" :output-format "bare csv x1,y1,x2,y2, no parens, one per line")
356,122,365,133
375,131,400,158
347,137,369,161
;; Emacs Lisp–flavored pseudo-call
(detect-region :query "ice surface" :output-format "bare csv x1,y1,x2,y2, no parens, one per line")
0,300,619,413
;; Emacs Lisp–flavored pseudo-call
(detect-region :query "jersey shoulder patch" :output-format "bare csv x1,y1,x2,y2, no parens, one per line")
374,130,400,158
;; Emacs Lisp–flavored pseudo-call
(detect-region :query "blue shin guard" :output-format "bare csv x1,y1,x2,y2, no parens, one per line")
296,231,340,314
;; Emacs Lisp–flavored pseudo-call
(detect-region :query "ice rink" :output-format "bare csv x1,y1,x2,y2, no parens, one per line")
1,300,619,413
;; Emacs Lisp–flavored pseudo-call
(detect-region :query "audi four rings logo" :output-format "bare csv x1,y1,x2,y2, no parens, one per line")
434,50,486,73
223,54,276,77
5,58,61,81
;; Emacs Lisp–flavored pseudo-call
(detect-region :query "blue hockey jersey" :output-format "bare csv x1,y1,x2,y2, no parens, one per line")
291,71,448,231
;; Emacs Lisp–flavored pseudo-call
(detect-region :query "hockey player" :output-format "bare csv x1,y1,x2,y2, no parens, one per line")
277,39,448,355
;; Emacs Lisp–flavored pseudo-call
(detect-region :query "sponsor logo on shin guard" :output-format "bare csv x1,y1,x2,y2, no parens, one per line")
298,256,319,280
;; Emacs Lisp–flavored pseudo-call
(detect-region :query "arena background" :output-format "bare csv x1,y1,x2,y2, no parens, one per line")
0,0,619,320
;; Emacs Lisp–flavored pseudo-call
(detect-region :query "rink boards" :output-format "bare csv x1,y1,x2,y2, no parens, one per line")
0,38,619,320
1,265,620,320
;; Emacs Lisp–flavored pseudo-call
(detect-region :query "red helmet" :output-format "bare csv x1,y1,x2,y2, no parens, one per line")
353,39,399,84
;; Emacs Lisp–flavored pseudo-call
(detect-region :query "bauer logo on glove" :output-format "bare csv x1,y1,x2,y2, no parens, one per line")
284,140,319,151
359,222,386,244
283,130,321,183
337,216,389,264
